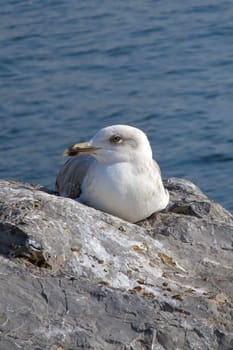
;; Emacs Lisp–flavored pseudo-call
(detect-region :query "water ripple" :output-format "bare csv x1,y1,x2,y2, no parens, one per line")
0,0,233,212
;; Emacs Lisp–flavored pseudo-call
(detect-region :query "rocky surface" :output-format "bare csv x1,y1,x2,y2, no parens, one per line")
0,178,232,350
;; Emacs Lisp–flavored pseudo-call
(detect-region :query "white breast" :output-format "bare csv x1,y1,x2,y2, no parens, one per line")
79,160,169,223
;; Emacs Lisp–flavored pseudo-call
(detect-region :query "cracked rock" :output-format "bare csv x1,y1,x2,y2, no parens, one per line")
0,178,232,350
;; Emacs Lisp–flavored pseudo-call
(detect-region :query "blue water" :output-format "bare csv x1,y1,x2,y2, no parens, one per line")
1,1,233,212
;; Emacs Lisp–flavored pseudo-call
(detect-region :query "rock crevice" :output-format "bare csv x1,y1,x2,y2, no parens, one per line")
0,178,232,349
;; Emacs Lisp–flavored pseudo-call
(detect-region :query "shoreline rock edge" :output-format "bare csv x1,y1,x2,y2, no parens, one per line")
0,178,232,350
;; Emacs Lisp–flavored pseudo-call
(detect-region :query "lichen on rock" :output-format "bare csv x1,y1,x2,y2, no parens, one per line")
0,178,232,350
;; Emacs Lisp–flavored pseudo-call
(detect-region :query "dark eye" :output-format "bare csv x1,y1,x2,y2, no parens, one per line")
109,135,122,144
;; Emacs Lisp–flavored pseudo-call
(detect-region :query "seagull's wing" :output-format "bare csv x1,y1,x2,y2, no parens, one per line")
55,154,95,199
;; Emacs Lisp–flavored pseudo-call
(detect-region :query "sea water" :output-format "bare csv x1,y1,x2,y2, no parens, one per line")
1,0,232,212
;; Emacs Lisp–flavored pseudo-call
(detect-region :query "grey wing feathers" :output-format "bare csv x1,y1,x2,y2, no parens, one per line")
55,154,95,199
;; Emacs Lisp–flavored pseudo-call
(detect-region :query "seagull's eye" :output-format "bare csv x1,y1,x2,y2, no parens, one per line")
109,135,122,144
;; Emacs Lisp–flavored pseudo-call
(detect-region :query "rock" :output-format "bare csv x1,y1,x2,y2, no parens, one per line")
0,178,232,350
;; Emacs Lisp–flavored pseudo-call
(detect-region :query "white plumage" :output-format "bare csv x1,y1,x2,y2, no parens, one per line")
56,125,169,223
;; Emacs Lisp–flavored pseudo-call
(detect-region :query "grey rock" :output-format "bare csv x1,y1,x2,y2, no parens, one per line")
0,178,232,350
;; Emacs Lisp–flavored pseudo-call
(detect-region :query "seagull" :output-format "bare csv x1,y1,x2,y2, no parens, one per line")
55,125,169,223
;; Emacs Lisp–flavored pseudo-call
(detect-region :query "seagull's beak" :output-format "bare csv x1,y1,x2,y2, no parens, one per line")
64,141,100,156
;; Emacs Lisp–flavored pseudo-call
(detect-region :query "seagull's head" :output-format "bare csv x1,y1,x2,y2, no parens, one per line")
64,125,153,163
